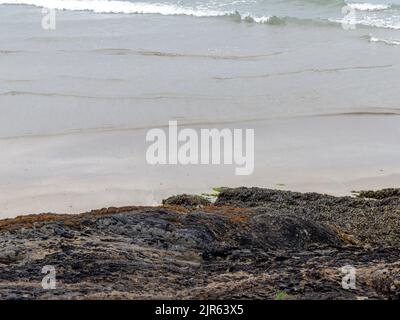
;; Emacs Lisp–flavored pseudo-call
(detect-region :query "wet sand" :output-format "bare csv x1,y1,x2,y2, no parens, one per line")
1,7,400,217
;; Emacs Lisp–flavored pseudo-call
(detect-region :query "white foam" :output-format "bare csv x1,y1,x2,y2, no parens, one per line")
369,35,400,45
0,0,228,16
332,15,400,29
246,14,271,24
357,16,400,29
0,0,274,23
347,2,391,11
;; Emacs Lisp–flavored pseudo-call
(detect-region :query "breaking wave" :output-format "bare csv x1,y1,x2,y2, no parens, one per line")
347,3,392,11
0,0,399,29
0,0,233,16
368,35,400,45
0,0,332,25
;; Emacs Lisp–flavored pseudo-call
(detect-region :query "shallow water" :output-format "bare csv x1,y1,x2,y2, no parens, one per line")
0,3,400,216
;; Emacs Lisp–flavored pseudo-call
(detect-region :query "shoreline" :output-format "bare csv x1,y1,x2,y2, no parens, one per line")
2,8,400,217
2,170,400,218
2,113,400,218
0,185,399,221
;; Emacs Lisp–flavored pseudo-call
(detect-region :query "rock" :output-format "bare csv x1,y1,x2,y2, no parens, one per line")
0,246,24,264
0,187,399,299
215,187,400,246
162,194,211,208
248,212,343,249
354,188,400,200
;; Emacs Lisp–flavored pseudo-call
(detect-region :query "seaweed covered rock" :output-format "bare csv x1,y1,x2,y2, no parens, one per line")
0,187,400,300
354,188,400,200
162,194,211,208
216,187,400,246
247,211,342,249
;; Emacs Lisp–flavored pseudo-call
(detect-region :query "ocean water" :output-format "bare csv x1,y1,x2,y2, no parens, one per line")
2,0,400,32
1,0,400,216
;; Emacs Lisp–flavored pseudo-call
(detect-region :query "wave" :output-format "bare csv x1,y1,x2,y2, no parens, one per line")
0,0,336,26
0,90,186,100
332,13,400,30
0,50,23,54
0,0,230,16
292,0,394,11
368,35,400,45
347,3,392,11
0,0,283,24
0,0,273,23
285,0,396,12
0,90,244,101
213,64,393,80
1,0,399,30
92,48,285,59
354,18,400,29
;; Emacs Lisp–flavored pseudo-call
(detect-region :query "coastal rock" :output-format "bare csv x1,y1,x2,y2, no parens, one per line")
0,244,25,265
0,187,399,299
354,188,400,200
216,187,400,246
162,194,211,208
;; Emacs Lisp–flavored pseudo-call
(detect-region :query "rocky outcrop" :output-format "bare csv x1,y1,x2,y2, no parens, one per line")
354,188,400,200
216,187,400,246
0,187,399,300
162,194,211,208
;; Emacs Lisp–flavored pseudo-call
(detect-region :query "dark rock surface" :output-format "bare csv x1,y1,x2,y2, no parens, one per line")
162,194,211,208
354,188,400,200
0,187,399,300
216,187,400,246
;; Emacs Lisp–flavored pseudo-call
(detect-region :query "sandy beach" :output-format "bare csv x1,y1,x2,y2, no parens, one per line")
1,4,400,217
